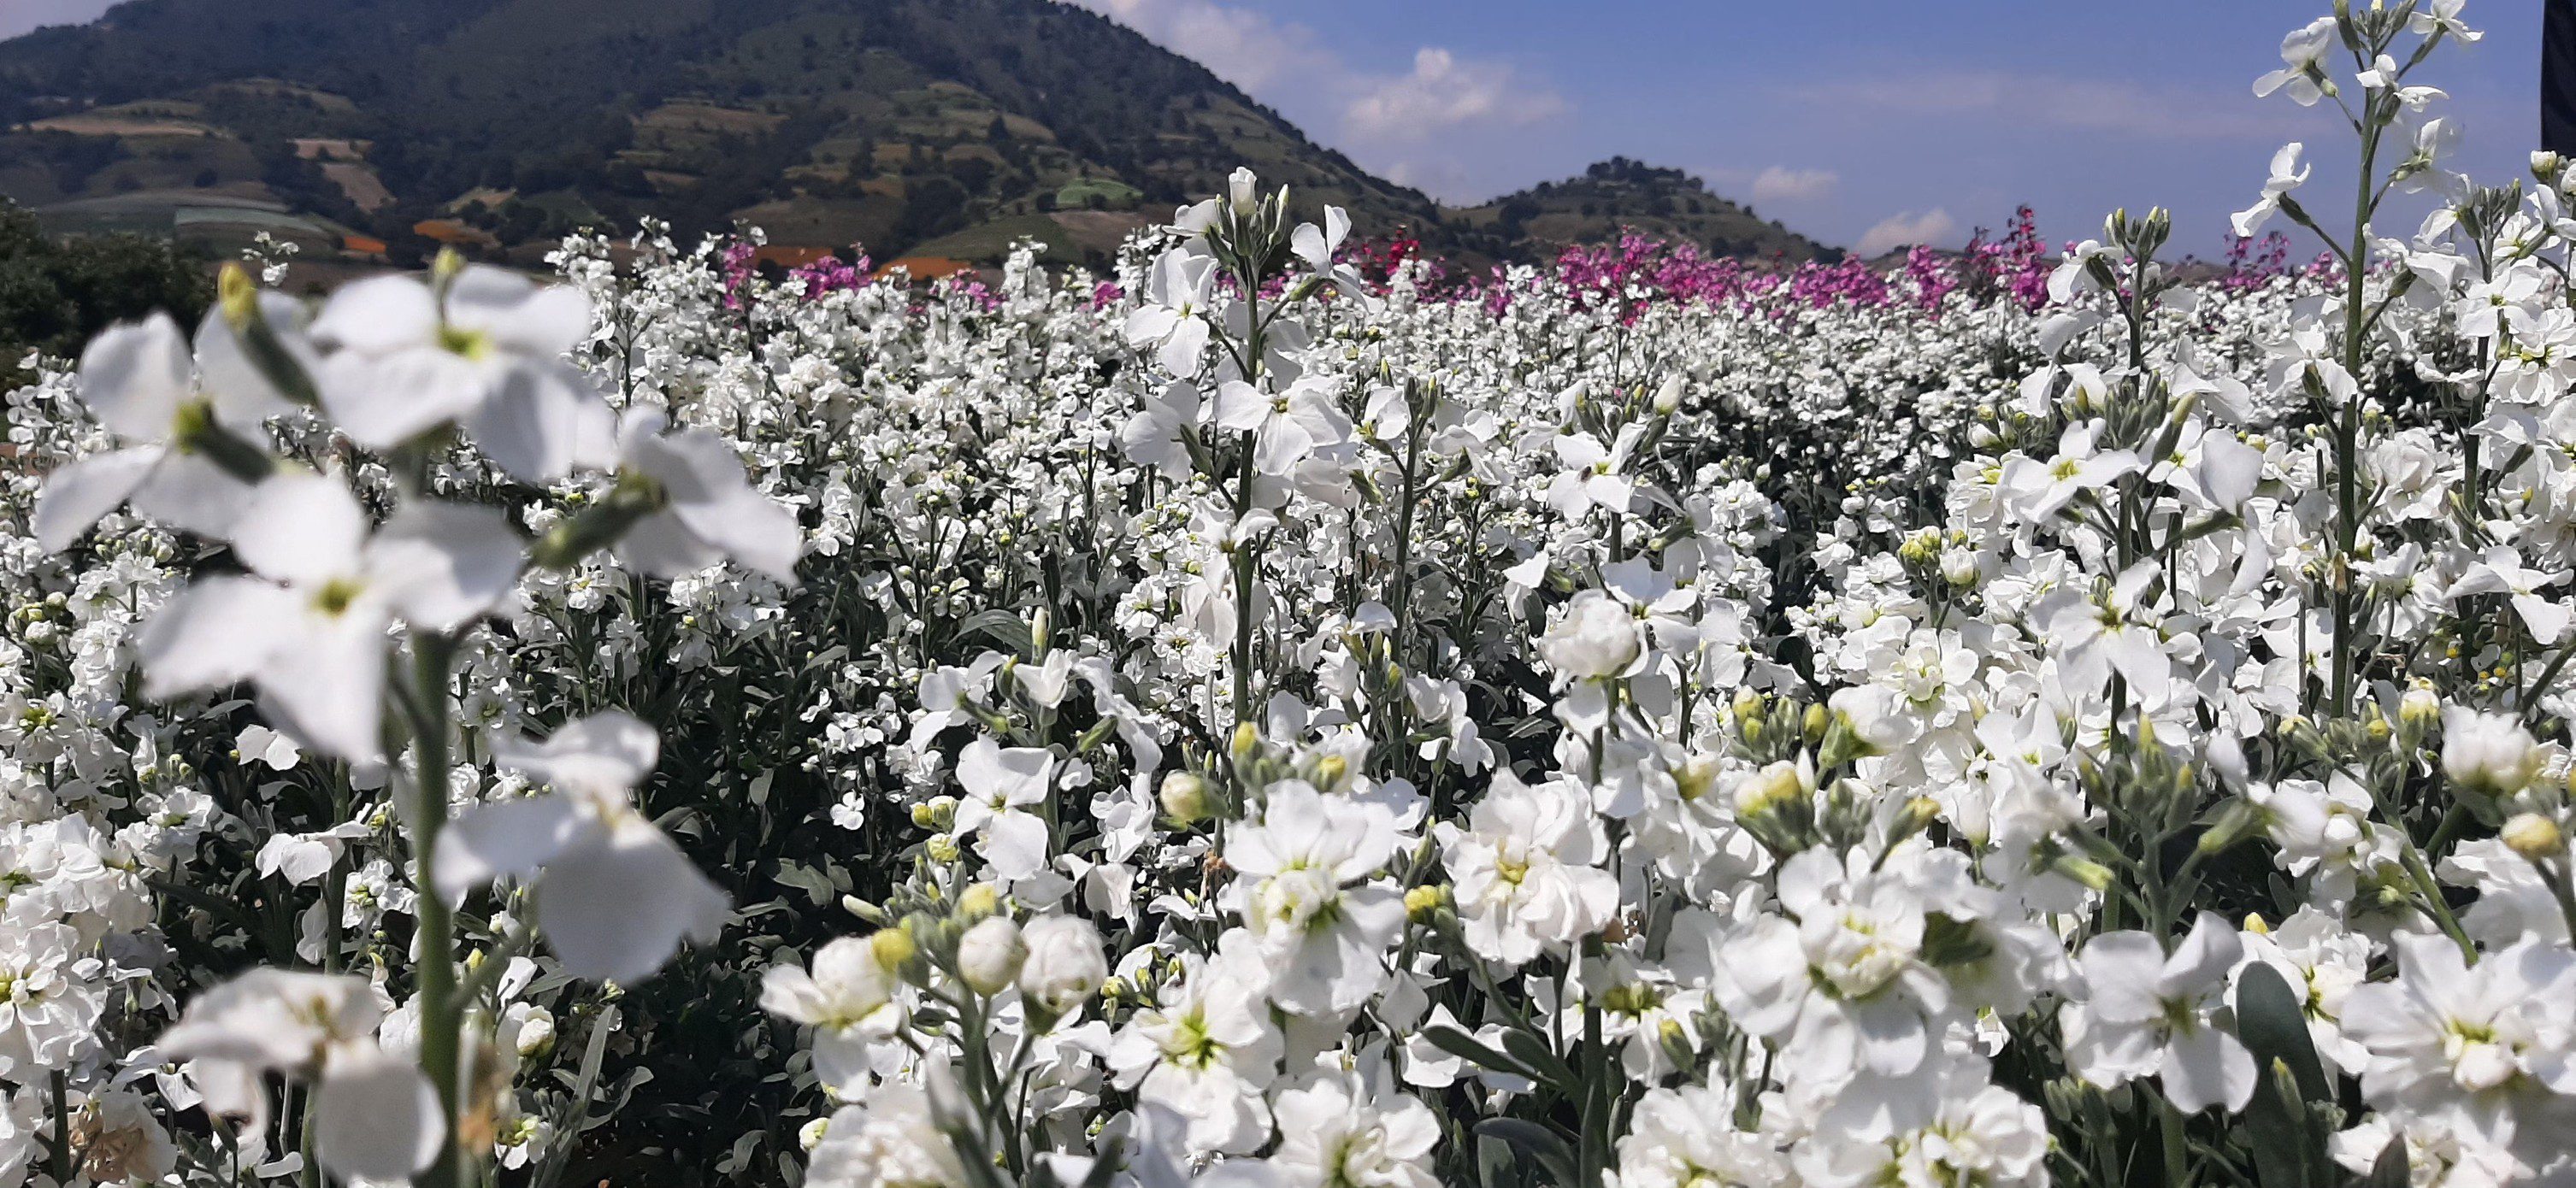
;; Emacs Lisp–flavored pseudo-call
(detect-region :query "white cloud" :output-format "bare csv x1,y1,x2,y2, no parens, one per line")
1750,166,1839,206
1061,0,1336,93
1342,47,1566,143
1855,209,1958,256
1060,0,1565,200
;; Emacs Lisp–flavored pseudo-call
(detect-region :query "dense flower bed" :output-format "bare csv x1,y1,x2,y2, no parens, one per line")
3,4,2573,1187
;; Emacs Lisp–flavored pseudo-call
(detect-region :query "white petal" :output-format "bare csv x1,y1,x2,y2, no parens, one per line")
309,275,438,356
368,500,522,632
139,577,293,698
537,824,728,983
628,426,804,582
129,451,254,540
2161,1026,2256,1114
613,509,725,577
232,473,368,585
435,795,584,905
192,297,305,426
33,447,160,552
315,1045,443,1179
492,711,658,793
467,362,617,481
257,611,388,761
317,349,491,448
78,313,193,441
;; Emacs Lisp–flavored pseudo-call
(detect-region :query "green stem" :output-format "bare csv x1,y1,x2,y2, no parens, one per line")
408,632,467,1188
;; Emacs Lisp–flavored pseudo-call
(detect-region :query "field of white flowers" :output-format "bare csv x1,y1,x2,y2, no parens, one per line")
4,3,2573,1186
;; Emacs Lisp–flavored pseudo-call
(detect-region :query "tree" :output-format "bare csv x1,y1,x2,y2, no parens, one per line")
0,197,213,391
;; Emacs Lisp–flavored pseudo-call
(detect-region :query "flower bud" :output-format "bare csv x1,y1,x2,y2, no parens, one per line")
1312,754,1348,789
1230,721,1260,762
957,882,1003,921
2502,813,2566,863
957,916,1027,996
799,1118,831,1152
1404,884,1449,922
1158,772,1211,825
1733,758,1813,819
1941,549,1981,588
1017,915,1108,1022
2443,707,2546,799
869,927,919,975
1653,374,1686,415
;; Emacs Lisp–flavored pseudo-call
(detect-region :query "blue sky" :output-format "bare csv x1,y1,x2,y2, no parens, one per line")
1069,0,2544,254
5,0,2546,253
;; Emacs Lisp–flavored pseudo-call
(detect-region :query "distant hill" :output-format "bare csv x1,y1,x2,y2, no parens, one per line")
0,0,1834,276
1447,158,1832,266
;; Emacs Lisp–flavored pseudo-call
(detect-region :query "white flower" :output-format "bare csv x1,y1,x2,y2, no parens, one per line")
607,407,805,584
1270,1074,1439,1188
2232,143,2310,238
2440,708,2549,798
1221,782,1406,1015
2254,17,2337,106
1698,847,1960,1090
309,266,612,479
436,711,729,982
1616,1081,1784,1188
1017,915,1107,1022
1536,591,1646,681
35,309,292,551
1793,1055,2048,1188
952,738,1058,882
1124,250,1217,376
804,1082,973,1188
1438,769,1618,967
761,936,905,1092
2062,915,2257,1114
137,473,522,759
158,970,439,1183
1108,932,1279,1155
1209,376,1353,477
2341,934,2576,1145
0,920,104,1079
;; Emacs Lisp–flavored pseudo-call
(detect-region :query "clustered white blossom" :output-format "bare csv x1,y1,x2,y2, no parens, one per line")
0,5,2572,1188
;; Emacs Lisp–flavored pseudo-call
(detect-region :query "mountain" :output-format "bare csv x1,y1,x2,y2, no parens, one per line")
0,0,1829,277
1450,158,1830,266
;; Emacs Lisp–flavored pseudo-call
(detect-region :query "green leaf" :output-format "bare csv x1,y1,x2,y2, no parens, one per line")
1472,1119,1578,1188
1422,1024,1547,1087
2234,962,2329,1101
2242,1057,2313,1188
1494,1026,1578,1089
